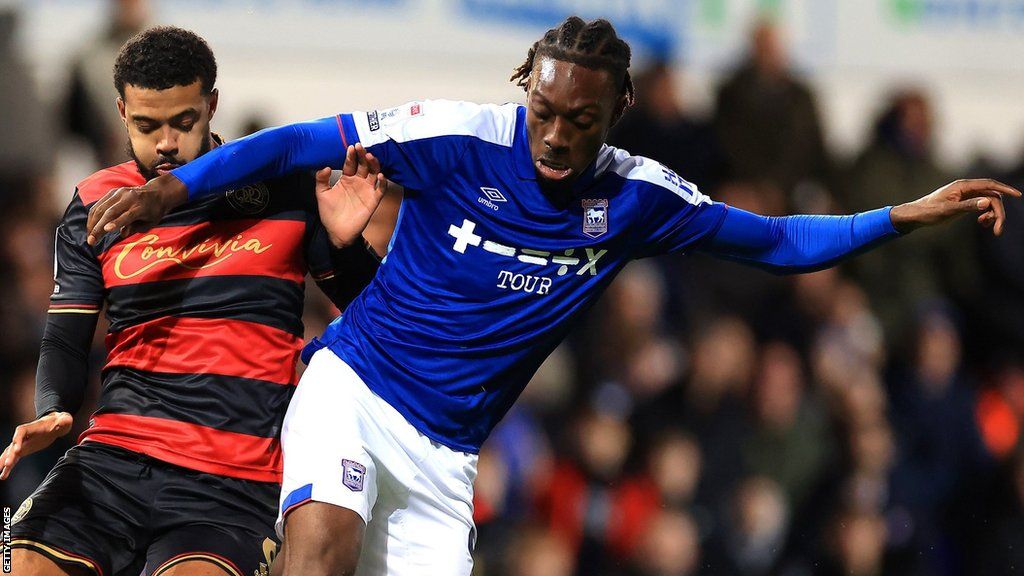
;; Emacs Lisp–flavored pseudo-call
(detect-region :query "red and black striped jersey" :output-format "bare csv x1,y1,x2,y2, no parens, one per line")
51,160,372,483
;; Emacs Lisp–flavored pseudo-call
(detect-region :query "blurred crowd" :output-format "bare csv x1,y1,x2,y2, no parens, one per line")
2,4,1024,576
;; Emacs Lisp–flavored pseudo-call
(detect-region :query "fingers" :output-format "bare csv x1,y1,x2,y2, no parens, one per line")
342,145,357,177
100,206,144,240
958,178,1023,198
355,143,370,179
341,143,381,181
992,195,1007,236
964,195,1007,236
315,167,333,194
0,426,26,481
85,189,114,234
365,151,381,175
0,414,73,480
0,444,12,480
955,196,988,213
86,188,127,244
958,189,1004,201
88,192,138,245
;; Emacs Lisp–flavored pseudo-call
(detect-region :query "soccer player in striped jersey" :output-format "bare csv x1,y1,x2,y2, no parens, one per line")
2,27,386,576
84,17,1020,576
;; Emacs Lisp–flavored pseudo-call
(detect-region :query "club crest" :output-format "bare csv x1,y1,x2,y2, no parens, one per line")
253,537,279,576
226,183,270,215
582,198,609,238
12,497,32,525
342,459,366,492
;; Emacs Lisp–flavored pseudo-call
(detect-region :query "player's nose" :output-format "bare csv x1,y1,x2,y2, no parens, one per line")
543,117,571,152
156,127,179,156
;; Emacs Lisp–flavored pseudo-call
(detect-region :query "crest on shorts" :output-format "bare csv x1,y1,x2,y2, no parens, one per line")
11,496,32,525
226,183,270,215
342,459,366,492
254,537,278,576
582,198,609,238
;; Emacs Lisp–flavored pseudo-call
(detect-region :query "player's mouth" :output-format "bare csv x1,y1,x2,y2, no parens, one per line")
536,158,574,182
155,162,181,175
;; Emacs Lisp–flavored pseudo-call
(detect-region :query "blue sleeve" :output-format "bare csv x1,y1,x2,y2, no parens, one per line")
174,116,347,201
699,206,900,274
173,101,472,201
632,173,730,258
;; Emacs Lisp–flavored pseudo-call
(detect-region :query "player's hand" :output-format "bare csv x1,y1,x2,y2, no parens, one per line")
0,412,73,480
889,178,1022,236
86,173,189,245
316,143,387,248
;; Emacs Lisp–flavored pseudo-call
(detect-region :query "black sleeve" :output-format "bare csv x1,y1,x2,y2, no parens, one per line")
36,312,98,417
307,221,381,311
36,192,104,417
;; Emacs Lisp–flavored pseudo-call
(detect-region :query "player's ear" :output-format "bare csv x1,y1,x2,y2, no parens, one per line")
207,89,220,120
610,94,628,127
525,65,539,96
117,97,127,125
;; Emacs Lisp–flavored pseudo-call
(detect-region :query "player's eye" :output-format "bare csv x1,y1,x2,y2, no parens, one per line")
573,113,595,131
175,120,195,132
136,123,156,134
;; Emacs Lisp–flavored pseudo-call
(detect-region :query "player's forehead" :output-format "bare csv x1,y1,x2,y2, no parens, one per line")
529,57,618,113
122,80,207,118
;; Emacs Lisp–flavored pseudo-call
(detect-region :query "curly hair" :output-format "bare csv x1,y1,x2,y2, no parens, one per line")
510,16,635,107
113,26,217,98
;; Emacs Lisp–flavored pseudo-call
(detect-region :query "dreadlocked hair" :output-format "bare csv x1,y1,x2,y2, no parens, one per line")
510,16,635,107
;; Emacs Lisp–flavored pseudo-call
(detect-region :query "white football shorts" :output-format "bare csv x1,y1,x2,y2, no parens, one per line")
277,349,478,575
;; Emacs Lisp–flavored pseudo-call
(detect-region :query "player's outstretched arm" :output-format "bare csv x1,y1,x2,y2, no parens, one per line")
85,116,347,245
702,178,1021,274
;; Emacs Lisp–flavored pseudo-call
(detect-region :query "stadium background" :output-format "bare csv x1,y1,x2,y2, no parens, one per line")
3,0,1024,574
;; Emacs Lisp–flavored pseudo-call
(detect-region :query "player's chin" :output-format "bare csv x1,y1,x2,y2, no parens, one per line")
537,177,578,196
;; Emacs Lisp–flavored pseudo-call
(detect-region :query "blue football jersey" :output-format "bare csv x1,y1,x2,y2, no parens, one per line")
312,100,727,453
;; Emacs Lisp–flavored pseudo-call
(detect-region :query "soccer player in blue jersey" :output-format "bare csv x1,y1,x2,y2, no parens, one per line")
85,16,1019,576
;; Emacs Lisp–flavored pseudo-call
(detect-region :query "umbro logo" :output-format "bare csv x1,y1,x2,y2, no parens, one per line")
477,187,507,211
481,187,507,202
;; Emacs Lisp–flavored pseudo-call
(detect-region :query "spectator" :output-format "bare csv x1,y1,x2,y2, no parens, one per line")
628,510,702,576
888,305,991,573
634,317,755,514
506,526,576,576
609,61,723,192
820,508,890,576
610,431,705,559
840,90,954,352
0,8,54,213
537,407,634,574
61,0,149,166
584,261,685,404
743,342,831,511
714,20,829,201
706,476,793,576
